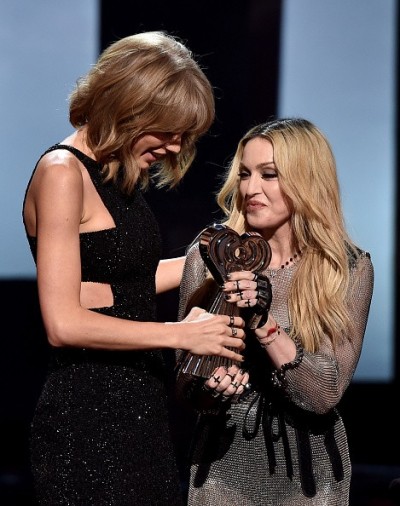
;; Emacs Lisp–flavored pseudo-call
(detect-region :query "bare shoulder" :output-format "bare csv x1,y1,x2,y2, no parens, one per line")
25,148,85,217
32,148,84,193
37,148,82,175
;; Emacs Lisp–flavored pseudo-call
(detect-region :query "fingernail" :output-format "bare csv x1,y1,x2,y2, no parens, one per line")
226,273,232,279
224,294,231,301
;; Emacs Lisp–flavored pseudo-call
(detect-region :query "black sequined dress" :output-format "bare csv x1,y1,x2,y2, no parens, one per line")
24,145,183,506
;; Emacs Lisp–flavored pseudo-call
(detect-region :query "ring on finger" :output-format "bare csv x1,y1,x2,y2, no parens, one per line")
246,299,251,307
253,273,258,282
231,381,239,388
211,389,221,398
212,375,221,383
236,280,240,291
225,373,234,380
229,315,234,327
239,291,243,300
231,326,238,337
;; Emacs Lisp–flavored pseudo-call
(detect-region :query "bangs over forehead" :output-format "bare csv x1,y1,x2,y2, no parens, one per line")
140,70,215,136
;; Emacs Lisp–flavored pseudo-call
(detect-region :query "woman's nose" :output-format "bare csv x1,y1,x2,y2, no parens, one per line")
165,134,182,153
246,173,261,194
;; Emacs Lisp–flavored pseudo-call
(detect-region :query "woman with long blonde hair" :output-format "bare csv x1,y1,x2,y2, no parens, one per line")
177,118,374,505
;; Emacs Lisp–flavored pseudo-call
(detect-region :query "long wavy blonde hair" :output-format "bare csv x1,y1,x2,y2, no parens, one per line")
69,31,215,193
217,118,358,352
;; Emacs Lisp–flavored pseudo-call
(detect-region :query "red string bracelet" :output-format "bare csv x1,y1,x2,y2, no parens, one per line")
260,325,281,348
266,326,278,337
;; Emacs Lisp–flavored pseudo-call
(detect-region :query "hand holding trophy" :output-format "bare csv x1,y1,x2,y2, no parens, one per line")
177,223,272,378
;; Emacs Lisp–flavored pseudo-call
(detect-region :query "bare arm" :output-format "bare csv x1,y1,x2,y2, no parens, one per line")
25,153,245,361
155,256,185,294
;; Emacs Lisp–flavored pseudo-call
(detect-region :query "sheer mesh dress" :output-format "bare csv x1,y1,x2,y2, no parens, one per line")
177,240,373,506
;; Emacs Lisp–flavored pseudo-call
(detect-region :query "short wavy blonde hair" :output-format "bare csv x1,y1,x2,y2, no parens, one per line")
218,118,358,352
69,31,215,193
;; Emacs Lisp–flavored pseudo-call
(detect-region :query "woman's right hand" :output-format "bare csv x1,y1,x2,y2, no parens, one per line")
174,306,246,361
203,365,250,401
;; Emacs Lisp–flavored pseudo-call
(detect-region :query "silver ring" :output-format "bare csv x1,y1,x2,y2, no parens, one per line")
231,326,238,337
211,390,221,398
229,315,234,327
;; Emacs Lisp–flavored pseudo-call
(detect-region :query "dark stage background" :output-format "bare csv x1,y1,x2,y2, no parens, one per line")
1,1,399,505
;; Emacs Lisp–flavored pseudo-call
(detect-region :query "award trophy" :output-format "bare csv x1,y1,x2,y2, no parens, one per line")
177,223,272,378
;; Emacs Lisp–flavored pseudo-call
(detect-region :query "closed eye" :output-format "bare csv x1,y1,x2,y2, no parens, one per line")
237,170,278,180
261,171,278,180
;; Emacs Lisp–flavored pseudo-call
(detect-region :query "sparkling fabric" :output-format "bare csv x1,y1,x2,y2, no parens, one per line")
25,145,184,506
177,241,374,506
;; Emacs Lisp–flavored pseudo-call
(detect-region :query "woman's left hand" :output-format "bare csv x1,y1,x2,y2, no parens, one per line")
222,271,259,308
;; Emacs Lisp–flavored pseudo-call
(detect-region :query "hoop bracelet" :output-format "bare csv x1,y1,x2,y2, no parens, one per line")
261,335,278,347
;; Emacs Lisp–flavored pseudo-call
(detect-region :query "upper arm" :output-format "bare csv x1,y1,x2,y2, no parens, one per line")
30,154,85,339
